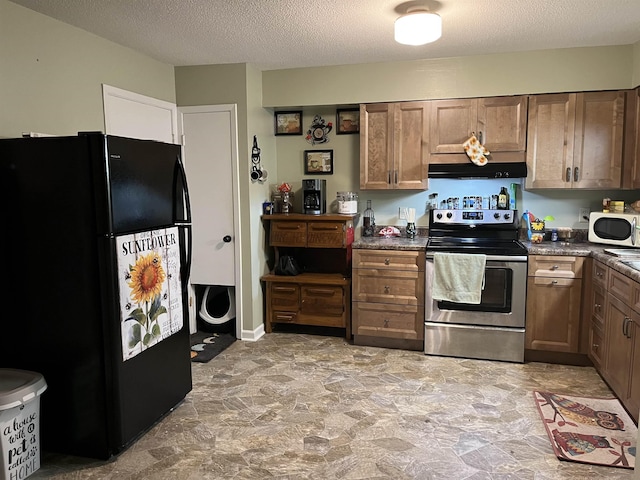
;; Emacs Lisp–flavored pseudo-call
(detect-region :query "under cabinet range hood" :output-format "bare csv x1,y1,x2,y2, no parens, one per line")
428,162,527,179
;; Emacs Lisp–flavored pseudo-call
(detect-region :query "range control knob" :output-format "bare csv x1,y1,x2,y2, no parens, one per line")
446,212,453,219
504,213,511,220
436,213,442,219
494,212,500,219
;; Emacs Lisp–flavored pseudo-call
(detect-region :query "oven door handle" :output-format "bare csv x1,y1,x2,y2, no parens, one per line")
426,254,528,263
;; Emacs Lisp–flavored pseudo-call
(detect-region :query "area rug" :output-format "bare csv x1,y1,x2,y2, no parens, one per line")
533,391,637,469
190,331,235,363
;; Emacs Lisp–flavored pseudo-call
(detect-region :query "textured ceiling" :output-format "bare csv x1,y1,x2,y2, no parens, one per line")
9,0,640,71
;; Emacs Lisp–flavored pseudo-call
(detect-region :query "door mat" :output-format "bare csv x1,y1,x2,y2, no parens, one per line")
190,331,235,363
533,391,637,469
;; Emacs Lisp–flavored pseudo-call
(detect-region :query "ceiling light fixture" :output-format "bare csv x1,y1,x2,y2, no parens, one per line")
394,8,442,46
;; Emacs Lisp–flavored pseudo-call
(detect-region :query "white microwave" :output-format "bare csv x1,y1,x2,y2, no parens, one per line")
588,212,640,247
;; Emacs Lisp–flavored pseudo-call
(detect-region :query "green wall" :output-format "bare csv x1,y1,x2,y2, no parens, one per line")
0,0,176,138
262,46,635,107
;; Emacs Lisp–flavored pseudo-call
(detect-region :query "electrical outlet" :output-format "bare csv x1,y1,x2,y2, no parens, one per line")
399,207,407,220
578,208,590,223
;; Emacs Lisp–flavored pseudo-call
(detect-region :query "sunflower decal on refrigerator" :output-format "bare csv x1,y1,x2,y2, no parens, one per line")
117,227,183,361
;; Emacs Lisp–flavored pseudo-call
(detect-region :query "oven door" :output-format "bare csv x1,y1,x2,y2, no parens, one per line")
425,255,527,328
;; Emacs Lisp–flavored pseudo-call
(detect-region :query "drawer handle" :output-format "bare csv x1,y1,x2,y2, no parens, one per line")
278,225,303,230
306,288,336,296
623,317,632,338
383,319,389,327
551,265,559,270
274,286,297,293
594,303,601,310
275,313,295,321
384,258,391,265
551,280,558,285
597,272,603,278
311,226,339,231
384,285,390,294
592,343,599,348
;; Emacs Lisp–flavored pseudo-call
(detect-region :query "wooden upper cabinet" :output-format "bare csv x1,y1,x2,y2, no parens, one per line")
360,102,429,190
622,87,640,189
526,91,625,189
429,96,527,163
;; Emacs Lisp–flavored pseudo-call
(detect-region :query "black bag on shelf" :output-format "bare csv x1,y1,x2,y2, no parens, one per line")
274,255,302,276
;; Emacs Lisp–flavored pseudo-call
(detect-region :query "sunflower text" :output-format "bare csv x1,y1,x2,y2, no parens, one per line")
121,232,177,255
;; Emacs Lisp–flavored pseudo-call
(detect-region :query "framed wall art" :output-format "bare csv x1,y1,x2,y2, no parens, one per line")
304,150,333,175
274,111,303,135
336,109,360,134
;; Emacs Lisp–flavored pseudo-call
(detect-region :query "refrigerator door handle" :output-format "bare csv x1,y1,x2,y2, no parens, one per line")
175,154,193,284
174,155,192,224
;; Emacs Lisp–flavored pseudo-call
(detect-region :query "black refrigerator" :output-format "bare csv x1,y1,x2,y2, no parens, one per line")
0,132,193,459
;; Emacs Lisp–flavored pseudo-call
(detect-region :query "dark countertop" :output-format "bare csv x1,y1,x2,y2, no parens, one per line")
352,236,428,251
353,236,640,282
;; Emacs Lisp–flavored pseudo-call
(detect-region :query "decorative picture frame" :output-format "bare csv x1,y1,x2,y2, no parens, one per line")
274,111,303,135
336,109,360,134
304,150,333,175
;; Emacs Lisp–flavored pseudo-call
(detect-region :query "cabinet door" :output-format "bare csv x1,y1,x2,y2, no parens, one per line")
360,103,394,189
300,285,344,316
604,294,633,398
627,314,640,422
622,87,640,189
394,101,429,189
525,93,576,189
429,98,477,154
525,276,582,352
478,96,527,152
573,91,624,189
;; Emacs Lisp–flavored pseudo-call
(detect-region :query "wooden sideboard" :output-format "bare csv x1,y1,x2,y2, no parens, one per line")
261,214,356,338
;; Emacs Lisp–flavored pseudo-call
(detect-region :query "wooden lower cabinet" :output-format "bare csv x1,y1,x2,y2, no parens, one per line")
525,255,584,353
588,260,608,369
593,265,640,423
261,214,356,338
352,249,425,350
263,274,351,338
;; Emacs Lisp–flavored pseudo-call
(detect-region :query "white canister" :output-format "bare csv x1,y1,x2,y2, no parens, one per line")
337,192,358,214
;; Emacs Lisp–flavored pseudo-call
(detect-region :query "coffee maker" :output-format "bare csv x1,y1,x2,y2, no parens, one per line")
302,179,326,215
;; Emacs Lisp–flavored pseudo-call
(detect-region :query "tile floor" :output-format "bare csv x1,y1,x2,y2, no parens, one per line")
32,333,636,479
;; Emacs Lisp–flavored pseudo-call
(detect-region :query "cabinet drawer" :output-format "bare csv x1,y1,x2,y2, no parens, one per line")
353,269,423,305
593,261,608,287
353,303,423,340
591,284,606,329
354,249,425,272
528,255,584,278
589,323,605,370
301,285,344,316
271,283,299,311
307,222,345,248
272,311,298,324
609,269,634,304
270,221,307,246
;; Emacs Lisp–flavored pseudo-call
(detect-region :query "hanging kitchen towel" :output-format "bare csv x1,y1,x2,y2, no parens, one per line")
463,134,490,166
432,252,486,304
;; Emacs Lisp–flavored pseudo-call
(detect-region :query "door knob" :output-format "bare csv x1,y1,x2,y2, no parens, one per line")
223,235,232,243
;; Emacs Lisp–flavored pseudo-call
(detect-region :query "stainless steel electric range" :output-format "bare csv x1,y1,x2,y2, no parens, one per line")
425,209,528,363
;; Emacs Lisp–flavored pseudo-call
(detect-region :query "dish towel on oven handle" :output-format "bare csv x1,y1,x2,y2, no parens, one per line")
432,252,486,304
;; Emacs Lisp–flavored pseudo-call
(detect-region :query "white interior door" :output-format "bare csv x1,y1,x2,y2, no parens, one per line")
178,105,238,288
102,84,178,143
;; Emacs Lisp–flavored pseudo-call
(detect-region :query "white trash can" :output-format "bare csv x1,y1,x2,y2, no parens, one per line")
0,369,47,480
